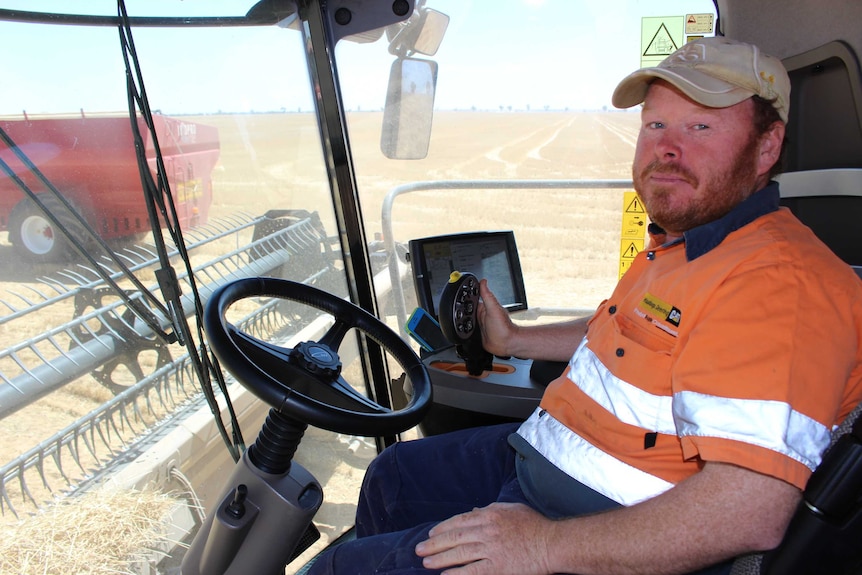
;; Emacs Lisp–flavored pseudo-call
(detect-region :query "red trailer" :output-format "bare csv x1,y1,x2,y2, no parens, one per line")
0,112,220,261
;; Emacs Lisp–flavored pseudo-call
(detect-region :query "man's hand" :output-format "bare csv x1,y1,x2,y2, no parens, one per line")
476,279,518,357
415,502,554,575
478,279,591,362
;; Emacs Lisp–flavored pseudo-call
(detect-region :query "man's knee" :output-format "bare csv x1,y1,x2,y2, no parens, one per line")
356,443,403,537
307,523,436,575
364,442,398,485
359,442,401,506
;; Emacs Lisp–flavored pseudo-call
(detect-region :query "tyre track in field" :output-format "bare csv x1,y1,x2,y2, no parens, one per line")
518,114,639,166
589,114,640,177
421,112,641,181
425,114,577,179
484,116,580,177
594,114,639,148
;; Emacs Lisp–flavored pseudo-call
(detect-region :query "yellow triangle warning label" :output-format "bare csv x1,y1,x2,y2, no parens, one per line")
625,195,645,213
620,240,643,259
644,23,679,57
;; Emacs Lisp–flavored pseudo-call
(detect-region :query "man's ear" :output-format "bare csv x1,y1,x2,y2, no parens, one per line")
757,120,786,176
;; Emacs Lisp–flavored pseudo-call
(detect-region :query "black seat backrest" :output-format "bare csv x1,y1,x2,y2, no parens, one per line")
759,403,862,574
730,402,862,575
779,194,862,266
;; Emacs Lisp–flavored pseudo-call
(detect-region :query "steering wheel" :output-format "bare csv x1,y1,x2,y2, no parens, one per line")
203,277,432,437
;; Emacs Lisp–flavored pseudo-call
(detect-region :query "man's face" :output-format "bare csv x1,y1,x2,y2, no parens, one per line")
631,80,774,236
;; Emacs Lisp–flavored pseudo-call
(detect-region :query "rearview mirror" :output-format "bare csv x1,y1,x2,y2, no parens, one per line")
380,57,438,160
411,9,448,56
386,8,449,57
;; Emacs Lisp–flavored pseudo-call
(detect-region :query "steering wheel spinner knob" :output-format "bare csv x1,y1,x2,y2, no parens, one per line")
289,341,342,380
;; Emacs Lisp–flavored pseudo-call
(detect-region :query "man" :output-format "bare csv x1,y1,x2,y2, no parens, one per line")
309,37,862,575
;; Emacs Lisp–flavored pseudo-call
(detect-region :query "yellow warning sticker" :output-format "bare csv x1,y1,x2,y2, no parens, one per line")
621,215,647,239
620,240,644,259
619,259,636,277
624,194,645,215
641,16,685,68
685,13,714,35
619,191,648,279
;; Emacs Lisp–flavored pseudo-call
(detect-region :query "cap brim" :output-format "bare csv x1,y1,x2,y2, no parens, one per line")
612,67,755,111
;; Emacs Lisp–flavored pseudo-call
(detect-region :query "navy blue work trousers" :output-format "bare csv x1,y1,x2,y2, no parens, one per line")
306,422,733,575
307,422,524,574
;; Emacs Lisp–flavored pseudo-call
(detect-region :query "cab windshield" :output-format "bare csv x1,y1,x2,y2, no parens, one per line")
0,1,715,572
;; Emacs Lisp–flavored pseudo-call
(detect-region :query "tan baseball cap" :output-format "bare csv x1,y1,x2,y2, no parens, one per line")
612,37,790,123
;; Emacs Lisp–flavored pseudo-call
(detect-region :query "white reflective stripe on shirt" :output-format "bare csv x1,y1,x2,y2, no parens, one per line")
570,338,677,435
572,338,830,470
516,407,674,506
674,391,831,471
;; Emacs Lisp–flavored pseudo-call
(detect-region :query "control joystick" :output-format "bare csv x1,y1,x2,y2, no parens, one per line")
437,271,493,376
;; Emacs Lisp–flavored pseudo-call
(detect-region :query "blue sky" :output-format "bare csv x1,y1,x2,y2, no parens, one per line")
0,0,715,114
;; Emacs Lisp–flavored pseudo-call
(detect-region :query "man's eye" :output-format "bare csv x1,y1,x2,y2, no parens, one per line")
646,121,664,129
693,123,709,130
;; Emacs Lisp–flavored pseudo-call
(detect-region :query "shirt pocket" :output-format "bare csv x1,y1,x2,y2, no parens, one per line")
597,312,675,396
576,313,677,436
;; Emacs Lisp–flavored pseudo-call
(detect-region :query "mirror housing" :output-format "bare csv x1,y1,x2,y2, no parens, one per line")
380,57,438,159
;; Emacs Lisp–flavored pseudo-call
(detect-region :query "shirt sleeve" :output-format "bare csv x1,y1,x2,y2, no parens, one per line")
670,257,858,488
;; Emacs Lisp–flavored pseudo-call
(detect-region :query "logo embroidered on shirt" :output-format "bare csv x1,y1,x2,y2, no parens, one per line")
636,292,681,335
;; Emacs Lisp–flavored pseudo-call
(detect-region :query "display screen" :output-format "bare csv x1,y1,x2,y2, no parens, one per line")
409,231,528,319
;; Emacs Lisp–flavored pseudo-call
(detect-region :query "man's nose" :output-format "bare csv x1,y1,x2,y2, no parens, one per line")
655,131,682,161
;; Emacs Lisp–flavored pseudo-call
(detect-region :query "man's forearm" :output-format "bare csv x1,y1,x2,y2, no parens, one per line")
544,462,801,575
507,315,591,362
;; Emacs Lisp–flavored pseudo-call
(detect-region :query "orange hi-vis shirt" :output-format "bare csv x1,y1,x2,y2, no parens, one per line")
517,183,862,506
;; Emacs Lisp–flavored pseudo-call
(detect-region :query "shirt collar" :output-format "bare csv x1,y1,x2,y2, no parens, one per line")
680,181,781,261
